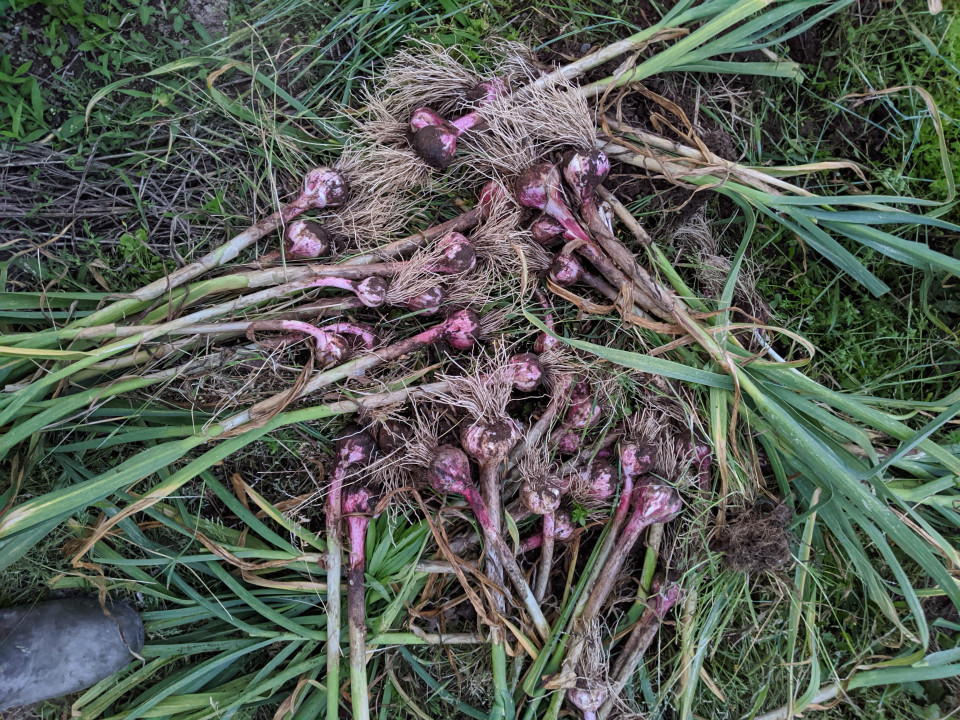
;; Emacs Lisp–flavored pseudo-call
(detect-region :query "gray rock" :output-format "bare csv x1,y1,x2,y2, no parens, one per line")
0,597,143,711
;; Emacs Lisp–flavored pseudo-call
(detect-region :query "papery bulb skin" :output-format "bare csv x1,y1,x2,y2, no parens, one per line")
427,445,474,496
342,484,378,516
533,332,559,354
508,352,543,391
316,334,351,367
554,510,575,541
429,232,476,274
621,441,657,479
569,681,606,714
301,167,348,208
466,77,509,104
284,220,330,258
479,180,507,219
409,107,446,132
521,474,562,516
530,215,565,244
651,581,682,619
564,382,603,429
553,429,580,455
633,483,683,525
549,253,582,287
335,427,377,469
586,460,617,502
411,122,459,170
355,276,389,307
406,286,445,314
514,164,556,211
563,150,611,200
461,418,522,466
441,309,482,351
375,419,411,454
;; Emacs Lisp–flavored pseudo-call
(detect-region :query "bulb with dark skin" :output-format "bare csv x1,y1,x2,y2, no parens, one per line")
584,459,617,504
247,320,376,367
508,352,543,392
549,253,582,287
284,220,331,258
428,232,477,274
304,275,389,307
409,79,508,169
562,150,612,238
521,471,563,602
530,215,565,245
298,167,350,210
405,286,446,315
461,418,522,469
375,418,411,454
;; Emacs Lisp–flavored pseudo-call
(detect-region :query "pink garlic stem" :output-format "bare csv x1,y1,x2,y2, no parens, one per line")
515,164,591,245
535,512,555,603
579,485,682,623
306,276,387,307
598,583,681,720
325,430,375,720
320,322,378,350
344,484,377,720
428,446,551,640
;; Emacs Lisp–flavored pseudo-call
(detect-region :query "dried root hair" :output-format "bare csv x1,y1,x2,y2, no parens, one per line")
455,75,597,184
328,140,431,248
384,245,459,305
370,43,485,119
370,403,443,508
431,345,516,426
579,618,608,676
627,394,687,482
518,442,554,487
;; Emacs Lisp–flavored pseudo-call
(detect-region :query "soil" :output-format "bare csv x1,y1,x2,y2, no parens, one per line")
711,501,794,573
186,0,229,38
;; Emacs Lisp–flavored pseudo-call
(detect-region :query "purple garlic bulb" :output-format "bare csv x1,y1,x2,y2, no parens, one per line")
621,441,657,479
585,459,617,503
427,445,475,497
521,474,563,516
562,150,611,200
301,167,349,208
428,232,477,274
633,483,683,525
461,417,522,466
406,286,445,315
549,253,583,287
441,309,482,351
284,220,331,258
530,215,565,245
508,352,543,391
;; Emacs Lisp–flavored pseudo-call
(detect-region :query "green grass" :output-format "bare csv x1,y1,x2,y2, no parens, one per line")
2,1,960,719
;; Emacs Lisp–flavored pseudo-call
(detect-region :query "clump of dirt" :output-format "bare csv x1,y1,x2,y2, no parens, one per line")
712,502,794,573
186,0,229,38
